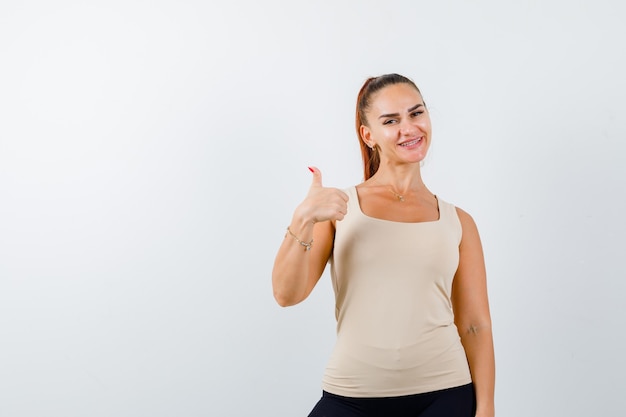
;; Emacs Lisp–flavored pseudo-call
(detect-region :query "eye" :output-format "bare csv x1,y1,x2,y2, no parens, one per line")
411,110,424,117
383,119,397,125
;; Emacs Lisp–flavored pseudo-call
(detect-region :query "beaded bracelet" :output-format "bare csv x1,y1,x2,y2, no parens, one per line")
286,227,313,251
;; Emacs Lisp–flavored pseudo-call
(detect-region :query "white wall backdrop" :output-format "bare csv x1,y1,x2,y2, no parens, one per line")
1,1,625,416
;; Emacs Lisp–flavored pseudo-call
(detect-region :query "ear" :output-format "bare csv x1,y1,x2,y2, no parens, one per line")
360,125,372,146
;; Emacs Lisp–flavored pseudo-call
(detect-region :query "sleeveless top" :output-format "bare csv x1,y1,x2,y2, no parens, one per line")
321,186,472,397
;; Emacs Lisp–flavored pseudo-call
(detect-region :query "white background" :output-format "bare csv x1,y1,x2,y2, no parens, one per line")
1,1,625,416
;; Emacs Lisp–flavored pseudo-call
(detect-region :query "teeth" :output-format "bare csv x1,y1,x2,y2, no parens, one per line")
400,138,421,147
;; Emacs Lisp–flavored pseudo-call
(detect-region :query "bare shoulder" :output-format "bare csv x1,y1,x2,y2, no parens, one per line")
455,206,475,223
453,206,484,252
455,206,480,234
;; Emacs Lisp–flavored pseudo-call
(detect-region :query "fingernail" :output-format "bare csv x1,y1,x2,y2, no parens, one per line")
308,167,314,173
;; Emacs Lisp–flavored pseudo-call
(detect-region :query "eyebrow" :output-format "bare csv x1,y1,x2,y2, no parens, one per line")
378,103,424,119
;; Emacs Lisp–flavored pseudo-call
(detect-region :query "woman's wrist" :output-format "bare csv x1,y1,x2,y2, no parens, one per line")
475,402,495,417
291,206,317,230
285,226,313,251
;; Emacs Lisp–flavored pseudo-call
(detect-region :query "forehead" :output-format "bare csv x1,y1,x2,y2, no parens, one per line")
369,83,423,113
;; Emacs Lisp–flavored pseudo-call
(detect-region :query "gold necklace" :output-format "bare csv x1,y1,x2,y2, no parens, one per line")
370,176,408,202
387,188,405,202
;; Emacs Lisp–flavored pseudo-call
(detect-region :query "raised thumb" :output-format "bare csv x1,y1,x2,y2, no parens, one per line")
308,166,323,187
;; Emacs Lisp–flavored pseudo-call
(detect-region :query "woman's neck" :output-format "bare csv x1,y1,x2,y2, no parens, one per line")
369,164,426,194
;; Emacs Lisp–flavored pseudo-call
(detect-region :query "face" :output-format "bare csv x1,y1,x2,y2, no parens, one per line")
360,83,431,166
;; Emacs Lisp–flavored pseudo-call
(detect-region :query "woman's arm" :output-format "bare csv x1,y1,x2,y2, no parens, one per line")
452,207,496,417
272,167,348,307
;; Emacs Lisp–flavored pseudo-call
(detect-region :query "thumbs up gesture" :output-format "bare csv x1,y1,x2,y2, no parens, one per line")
296,167,349,224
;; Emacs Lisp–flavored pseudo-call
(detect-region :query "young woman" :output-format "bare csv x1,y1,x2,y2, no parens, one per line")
272,74,495,417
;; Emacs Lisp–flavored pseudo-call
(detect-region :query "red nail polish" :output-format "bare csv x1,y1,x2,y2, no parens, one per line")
308,167,314,173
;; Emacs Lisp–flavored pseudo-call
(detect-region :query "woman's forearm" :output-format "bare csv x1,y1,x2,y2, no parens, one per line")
271,216,316,306
460,326,495,417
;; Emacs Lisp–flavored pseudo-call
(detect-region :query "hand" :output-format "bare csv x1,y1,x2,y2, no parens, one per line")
295,167,349,224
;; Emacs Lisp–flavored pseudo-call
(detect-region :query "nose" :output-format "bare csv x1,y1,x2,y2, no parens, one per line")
399,119,417,136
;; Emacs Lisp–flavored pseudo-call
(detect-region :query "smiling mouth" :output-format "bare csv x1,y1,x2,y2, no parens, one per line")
399,137,422,147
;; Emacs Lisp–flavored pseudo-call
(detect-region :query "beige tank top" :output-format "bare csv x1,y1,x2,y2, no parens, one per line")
321,186,472,397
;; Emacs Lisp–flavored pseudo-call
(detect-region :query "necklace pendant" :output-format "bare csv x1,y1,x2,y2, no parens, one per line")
388,188,405,202
384,185,405,202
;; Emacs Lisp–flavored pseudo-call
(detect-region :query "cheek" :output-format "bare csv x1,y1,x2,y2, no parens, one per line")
371,127,393,142
417,121,432,136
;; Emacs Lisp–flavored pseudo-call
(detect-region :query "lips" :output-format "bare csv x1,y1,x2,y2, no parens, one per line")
399,137,422,147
